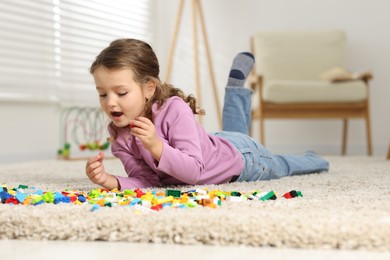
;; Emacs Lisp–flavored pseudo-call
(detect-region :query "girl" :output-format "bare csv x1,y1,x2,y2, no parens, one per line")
86,39,329,190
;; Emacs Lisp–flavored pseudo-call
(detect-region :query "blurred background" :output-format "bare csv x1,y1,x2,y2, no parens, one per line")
0,0,389,163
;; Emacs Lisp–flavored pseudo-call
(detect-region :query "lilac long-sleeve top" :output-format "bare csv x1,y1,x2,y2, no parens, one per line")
109,96,244,190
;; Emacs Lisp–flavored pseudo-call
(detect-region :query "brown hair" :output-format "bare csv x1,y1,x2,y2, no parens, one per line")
90,39,203,122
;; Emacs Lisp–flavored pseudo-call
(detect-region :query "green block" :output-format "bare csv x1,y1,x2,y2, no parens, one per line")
42,192,54,203
88,190,101,198
165,189,181,198
216,192,226,199
230,191,241,197
18,184,28,189
185,201,197,208
124,189,136,196
251,190,262,196
32,196,43,205
260,191,277,201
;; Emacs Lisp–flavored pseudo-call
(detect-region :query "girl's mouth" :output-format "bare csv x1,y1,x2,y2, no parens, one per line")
111,111,123,120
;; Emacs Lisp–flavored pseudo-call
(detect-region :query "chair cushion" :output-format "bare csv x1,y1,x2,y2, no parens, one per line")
320,67,353,82
253,30,346,81
262,80,367,103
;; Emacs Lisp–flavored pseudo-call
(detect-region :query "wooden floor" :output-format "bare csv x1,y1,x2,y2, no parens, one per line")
1,240,390,260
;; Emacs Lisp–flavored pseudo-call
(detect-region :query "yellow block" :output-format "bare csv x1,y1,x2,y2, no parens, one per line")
156,196,173,205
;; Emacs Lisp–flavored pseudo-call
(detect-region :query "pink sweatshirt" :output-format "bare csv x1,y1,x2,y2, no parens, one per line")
109,96,244,190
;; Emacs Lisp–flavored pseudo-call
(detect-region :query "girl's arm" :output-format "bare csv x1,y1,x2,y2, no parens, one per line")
152,98,205,184
112,151,161,189
107,127,161,190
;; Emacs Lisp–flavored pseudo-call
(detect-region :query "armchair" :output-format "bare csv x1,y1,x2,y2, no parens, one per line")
250,30,372,155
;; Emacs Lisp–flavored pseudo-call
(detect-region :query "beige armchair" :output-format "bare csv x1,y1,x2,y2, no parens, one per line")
250,30,372,155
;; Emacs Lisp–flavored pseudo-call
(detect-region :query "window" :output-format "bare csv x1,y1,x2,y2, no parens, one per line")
0,0,153,105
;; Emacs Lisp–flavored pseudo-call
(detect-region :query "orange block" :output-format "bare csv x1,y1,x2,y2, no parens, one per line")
96,199,105,206
22,197,31,205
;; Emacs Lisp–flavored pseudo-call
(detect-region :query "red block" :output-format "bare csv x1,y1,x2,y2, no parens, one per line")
134,188,145,198
6,197,19,205
151,204,162,211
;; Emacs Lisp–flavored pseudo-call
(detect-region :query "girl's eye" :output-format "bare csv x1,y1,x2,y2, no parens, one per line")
118,92,128,96
99,94,107,97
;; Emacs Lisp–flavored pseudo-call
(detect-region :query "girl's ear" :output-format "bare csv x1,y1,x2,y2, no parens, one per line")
144,80,157,99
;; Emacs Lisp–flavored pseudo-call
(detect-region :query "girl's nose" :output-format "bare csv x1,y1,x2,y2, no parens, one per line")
106,94,117,107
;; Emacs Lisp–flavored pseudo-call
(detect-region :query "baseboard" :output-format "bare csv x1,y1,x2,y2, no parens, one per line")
263,144,388,157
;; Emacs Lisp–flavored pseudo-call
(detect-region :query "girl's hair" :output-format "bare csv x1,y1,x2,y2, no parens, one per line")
90,39,204,122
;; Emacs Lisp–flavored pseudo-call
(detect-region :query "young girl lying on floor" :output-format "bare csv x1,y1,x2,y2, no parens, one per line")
85,38,329,190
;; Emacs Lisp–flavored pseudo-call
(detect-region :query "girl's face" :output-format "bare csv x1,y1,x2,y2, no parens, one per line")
93,66,155,128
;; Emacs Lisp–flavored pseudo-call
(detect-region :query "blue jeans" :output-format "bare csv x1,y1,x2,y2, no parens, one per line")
214,86,329,182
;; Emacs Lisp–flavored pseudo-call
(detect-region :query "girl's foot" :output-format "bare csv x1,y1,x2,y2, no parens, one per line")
227,52,255,87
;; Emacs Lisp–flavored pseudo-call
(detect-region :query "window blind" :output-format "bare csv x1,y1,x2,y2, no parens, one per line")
0,0,153,104
0,0,56,101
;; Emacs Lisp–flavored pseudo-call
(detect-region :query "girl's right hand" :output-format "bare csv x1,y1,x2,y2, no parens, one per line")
85,152,108,186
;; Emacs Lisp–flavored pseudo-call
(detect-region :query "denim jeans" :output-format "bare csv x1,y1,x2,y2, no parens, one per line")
213,86,329,182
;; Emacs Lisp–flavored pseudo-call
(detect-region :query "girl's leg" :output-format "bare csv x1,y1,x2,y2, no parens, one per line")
222,87,253,135
216,131,329,182
219,52,329,182
222,52,254,135
234,138,329,182
272,151,330,178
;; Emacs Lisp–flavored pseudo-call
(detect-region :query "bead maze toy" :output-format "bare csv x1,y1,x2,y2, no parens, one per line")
57,107,111,160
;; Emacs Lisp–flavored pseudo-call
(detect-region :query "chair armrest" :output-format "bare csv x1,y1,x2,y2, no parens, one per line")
248,73,258,90
248,74,265,107
359,71,373,84
248,72,263,89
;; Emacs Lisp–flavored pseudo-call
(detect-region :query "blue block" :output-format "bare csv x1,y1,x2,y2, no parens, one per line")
0,191,12,203
130,198,141,206
15,192,26,203
78,195,86,203
54,196,71,204
54,192,64,199
91,204,100,211
33,200,44,206
34,190,43,195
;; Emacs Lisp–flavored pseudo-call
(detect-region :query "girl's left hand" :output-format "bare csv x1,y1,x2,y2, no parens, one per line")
130,117,163,160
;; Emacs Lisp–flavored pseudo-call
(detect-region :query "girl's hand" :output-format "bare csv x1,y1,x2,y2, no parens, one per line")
85,152,109,186
85,152,119,190
130,117,163,161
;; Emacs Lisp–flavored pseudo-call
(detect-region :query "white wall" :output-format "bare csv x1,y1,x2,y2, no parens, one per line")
0,100,60,163
154,0,390,156
1,0,389,164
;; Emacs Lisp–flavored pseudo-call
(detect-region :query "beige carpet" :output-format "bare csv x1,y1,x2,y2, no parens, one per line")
0,156,389,251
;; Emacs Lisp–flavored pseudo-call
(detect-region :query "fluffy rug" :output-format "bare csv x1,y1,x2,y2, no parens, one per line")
0,156,389,251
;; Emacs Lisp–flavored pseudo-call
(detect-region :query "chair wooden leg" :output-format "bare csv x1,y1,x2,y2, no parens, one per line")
365,113,373,156
387,143,390,160
260,119,265,145
342,119,348,155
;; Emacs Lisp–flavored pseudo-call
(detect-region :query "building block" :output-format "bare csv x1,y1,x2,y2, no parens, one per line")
260,191,277,201
165,189,182,198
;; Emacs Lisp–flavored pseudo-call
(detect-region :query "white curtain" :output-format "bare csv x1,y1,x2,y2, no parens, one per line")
0,0,153,105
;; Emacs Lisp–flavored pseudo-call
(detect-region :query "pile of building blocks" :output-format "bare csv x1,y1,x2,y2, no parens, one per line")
0,184,302,212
